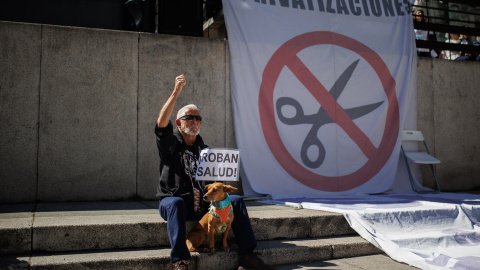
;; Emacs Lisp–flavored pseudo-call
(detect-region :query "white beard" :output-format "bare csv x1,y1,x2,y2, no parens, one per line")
182,125,200,136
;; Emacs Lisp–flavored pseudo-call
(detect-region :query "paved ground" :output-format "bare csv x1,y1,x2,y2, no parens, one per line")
275,254,419,269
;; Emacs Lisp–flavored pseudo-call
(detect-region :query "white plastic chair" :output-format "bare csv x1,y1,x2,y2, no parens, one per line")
401,130,441,193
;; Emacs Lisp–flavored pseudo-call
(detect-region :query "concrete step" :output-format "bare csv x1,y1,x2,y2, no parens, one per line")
0,201,356,255
1,236,383,270
0,200,407,269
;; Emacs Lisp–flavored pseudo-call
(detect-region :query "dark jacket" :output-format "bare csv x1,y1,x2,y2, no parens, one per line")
155,122,210,218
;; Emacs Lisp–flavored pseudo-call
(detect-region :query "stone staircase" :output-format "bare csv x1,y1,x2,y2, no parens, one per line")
0,200,388,269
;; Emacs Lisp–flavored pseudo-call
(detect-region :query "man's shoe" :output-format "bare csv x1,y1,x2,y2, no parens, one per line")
173,260,189,270
238,252,276,270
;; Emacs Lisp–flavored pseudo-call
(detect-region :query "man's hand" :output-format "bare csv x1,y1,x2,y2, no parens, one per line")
174,74,187,93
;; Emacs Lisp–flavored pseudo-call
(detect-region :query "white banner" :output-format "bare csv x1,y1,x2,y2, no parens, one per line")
196,149,240,181
223,0,417,197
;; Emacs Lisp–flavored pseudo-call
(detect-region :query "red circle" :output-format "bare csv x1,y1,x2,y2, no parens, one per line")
259,31,399,192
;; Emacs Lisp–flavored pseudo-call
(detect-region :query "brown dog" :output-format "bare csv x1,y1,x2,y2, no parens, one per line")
186,182,238,253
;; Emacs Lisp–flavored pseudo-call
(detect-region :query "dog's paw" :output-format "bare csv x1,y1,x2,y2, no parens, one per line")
208,247,217,253
224,246,231,253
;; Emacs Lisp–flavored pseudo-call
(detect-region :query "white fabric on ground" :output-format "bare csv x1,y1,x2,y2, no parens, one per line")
261,193,480,270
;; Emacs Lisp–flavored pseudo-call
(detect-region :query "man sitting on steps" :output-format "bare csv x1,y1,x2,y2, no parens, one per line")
155,74,275,270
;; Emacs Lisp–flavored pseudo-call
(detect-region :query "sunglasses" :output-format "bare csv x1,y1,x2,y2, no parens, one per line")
179,115,202,121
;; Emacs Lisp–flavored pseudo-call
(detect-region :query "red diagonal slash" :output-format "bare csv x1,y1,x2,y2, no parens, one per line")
287,55,377,159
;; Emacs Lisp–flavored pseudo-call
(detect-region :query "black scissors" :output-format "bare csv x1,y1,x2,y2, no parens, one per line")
276,59,384,169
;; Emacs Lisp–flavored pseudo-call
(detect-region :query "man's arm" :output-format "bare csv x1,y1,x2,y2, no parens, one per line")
157,74,187,128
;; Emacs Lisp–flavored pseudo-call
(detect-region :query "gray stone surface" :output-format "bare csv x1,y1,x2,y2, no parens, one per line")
416,58,436,189
0,219,32,255
31,201,167,252
0,203,35,254
0,21,42,203
19,249,173,270
32,215,165,252
37,25,139,201
0,201,356,255
251,236,382,267
0,201,419,269
311,214,357,237
431,60,480,191
6,252,418,270
276,254,419,270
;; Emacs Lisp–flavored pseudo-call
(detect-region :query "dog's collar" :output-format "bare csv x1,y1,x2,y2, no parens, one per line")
211,194,231,209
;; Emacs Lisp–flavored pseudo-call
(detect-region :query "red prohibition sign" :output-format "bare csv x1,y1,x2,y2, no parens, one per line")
259,31,399,192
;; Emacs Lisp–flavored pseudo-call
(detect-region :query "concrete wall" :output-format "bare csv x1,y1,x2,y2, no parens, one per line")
0,22,41,203
0,21,233,203
0,21,478,203
417,59,480,191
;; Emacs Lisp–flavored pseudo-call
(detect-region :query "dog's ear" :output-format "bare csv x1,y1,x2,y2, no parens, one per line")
223,185,238,194
205,184,212,190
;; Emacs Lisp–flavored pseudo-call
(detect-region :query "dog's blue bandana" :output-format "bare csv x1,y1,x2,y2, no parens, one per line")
211,193,231,209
